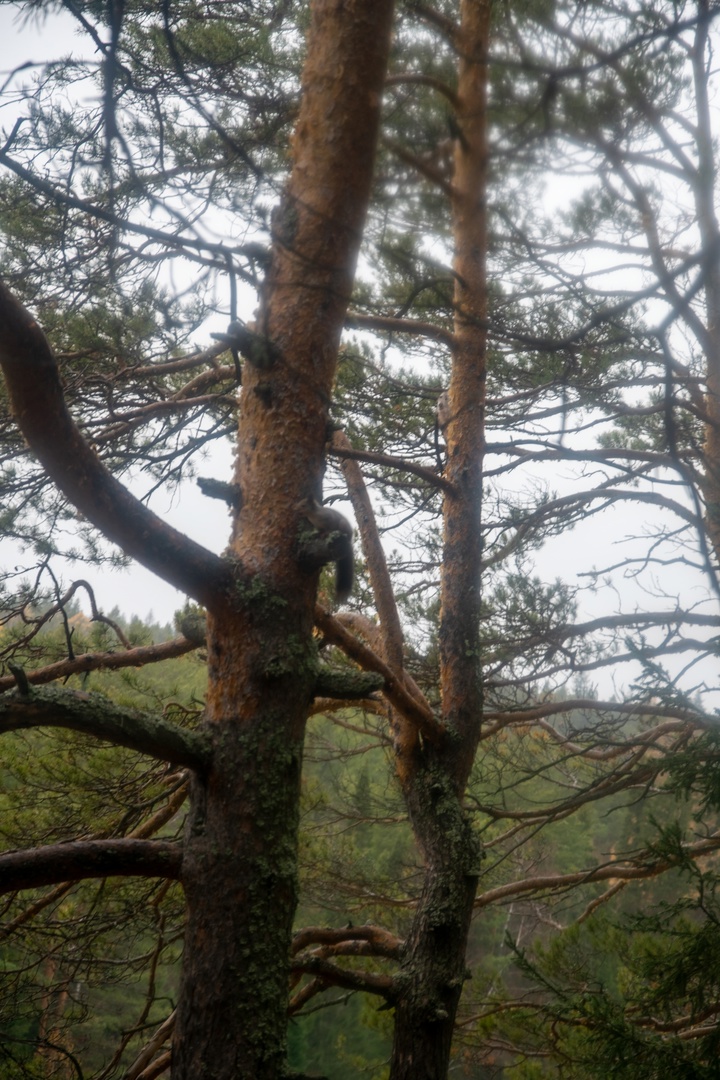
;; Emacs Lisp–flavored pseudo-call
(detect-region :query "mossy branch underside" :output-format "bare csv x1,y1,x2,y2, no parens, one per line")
0,684,211,770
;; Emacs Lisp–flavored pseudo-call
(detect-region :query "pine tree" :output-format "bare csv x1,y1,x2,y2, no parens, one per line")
1,0,719,1077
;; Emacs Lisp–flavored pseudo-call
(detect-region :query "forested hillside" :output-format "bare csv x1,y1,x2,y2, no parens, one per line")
1,0,719,1077
4,611,709,1078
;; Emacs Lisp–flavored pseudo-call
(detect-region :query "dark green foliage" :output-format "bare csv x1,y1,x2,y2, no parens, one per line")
471,796,720,1079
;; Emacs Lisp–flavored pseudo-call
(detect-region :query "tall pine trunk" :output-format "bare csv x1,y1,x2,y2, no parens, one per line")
389,1,490,1077
172,1,395,1075
691,0,720,569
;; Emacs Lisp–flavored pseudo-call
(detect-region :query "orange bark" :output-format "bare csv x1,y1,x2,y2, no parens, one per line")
173,3,396,1076
440,0,490,788
388,3,490,1076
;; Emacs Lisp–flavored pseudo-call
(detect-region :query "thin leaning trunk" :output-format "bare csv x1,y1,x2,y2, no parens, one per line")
389,0,490,1076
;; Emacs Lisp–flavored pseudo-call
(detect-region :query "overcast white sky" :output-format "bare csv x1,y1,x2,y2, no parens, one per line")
0,3,238,624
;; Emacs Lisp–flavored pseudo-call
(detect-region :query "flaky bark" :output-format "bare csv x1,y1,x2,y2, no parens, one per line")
441,0,488,785
172,2,395,1077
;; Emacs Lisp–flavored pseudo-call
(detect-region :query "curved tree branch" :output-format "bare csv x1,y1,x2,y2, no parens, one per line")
346,309,457,347
291,924,402,958
483,696,712,736
0,281,234,611
0,685,211,770
289,954,396,1000
0,838,183,894
385,72,460,109
475,833,720,909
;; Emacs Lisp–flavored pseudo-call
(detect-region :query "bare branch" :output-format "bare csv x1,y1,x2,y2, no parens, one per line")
346,309,457,348
291,924,402,958
384,138,457,197
0,881,75,942
483,697,712,738
0,636,201,693
289,954,396,1000
475,834,720,909
385,72,460,109
314,605,443,743
0,149,261,274
123,1012,176,1080
330,437,456,495
0,838,182,894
